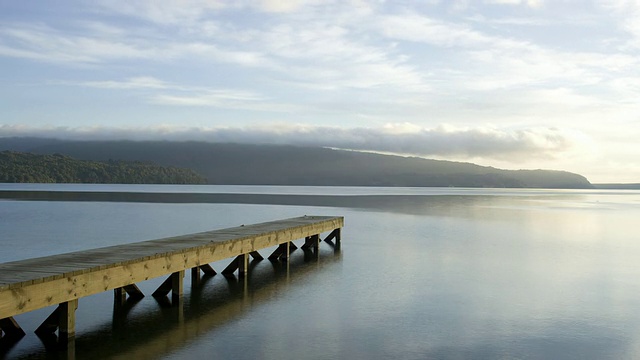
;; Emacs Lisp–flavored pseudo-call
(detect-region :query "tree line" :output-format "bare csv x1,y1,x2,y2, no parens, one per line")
1,139,595,188
0,151,207,184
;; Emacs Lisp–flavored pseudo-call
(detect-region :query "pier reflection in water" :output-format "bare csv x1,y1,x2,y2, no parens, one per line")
9,243,341,360
4,186,640,359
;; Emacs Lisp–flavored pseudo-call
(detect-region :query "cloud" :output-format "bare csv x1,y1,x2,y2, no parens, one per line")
376,13,495,48
92,0,340,22
61,76,303,112
597,0,640,48
0,21,276,68
78,76,170,90
150,90,264,105
92,0,229,24
0,23,153,64
485,0,543,8
257,0,335,13
0,8,425,93
0,123,581,162
374,10,630,93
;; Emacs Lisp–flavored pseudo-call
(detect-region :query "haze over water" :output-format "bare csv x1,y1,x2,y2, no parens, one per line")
1,185,640,359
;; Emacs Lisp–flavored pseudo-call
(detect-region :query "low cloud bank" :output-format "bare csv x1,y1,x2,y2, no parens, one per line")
0,123,579,161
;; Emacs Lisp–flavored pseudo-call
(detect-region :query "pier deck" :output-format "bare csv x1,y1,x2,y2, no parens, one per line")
0,215,343,342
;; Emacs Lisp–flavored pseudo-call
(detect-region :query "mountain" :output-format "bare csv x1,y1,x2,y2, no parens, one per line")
0,150,206,184
0,138,593,188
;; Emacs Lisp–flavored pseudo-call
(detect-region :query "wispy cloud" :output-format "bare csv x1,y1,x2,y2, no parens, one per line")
92,0,229,25
78,76,170,90
148,91,300,112
0,22,161,64
60,76,302,112
375,10,638,94
597,0,640,48
0,10,426,93
484,0,544,8
0,21,275,69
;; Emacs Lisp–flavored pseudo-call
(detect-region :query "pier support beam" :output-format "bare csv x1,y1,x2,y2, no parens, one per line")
191,264,217,279
114,284,145,306
58,300,78,341
199,264,217,276
152,271,185,304
222,254,249,278
268,242,290,261
191,267,201,284
191,264,217,285
171,271,184,303
0,317,26,340
323,228,341,251
323,228,341,244
301,234,320,250
34,299,78,341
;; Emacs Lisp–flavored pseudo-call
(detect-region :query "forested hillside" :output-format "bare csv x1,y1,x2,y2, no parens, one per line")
0,151,206,184
0,138,594,189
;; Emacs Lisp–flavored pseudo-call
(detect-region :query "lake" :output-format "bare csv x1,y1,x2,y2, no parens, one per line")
1,185,640,359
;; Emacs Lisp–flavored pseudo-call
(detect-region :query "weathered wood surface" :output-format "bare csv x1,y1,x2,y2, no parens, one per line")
0,215,343,319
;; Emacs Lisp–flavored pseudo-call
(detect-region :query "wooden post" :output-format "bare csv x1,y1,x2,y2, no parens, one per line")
238,254,249,278
171,271,184,303
191,267,201,285
35,300,78,341
59,299,78,341
284,242,290,260
238,253,248,278
114,287,127,307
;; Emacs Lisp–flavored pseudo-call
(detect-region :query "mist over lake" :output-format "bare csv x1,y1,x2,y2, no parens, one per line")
2,185,640,359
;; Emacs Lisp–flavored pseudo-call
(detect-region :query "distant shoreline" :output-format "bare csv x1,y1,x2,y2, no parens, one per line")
1,188,637,217
593,183,640,190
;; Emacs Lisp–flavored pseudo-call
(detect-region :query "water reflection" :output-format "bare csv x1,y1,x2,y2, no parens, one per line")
6,247,341,359
3,188,640,359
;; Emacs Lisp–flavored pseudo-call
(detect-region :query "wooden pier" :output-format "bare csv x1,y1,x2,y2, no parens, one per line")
0,215,343,344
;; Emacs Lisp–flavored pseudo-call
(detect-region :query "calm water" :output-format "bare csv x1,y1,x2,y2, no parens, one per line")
1,185,640,359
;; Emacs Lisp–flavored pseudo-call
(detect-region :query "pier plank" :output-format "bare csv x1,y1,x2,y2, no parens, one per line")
0,216,343,319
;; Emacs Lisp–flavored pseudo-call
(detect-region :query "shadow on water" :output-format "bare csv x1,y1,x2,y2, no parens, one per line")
7,245,341,360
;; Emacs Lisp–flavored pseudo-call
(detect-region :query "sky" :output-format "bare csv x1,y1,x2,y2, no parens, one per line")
1,0,639,183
